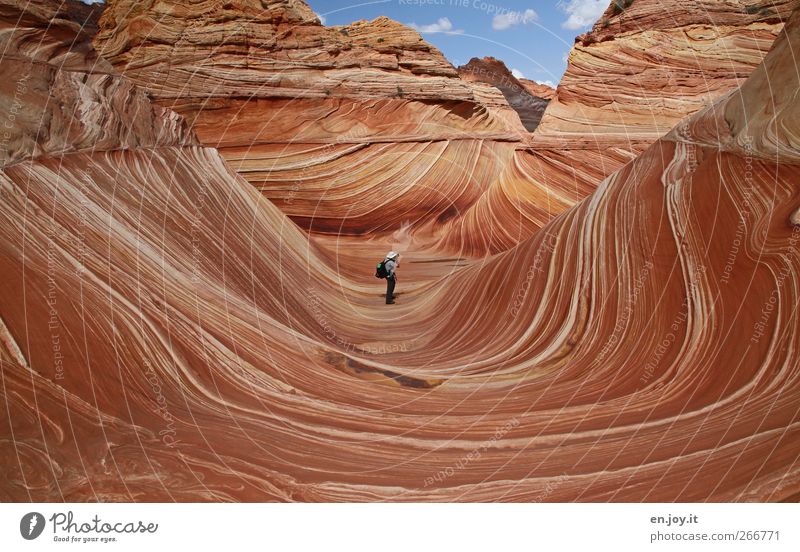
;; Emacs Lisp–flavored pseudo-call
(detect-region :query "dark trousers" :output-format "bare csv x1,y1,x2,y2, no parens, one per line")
385,275,396,303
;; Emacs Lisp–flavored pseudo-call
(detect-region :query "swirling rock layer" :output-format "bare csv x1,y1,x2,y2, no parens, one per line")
1,0,800,502
91,0,798,256
93,0,580,254
532,0,800,193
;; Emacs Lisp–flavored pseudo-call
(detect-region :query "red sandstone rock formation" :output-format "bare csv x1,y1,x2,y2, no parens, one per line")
93,0,523,126
2,0,800,503
92,0,543,254
457,57,551,131
532,0,800,186
90,0,798,256
519,78,555,101
0,0,194,166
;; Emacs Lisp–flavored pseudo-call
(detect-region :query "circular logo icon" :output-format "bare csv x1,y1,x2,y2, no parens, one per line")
20,512,45,540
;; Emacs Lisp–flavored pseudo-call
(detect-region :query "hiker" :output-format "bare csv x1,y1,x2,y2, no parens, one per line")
384,251,399,304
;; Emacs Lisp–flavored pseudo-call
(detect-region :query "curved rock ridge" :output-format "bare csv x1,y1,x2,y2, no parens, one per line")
531,0,800,198
458,57,552,131
2,0,800,503
240,138,601,255
89,0,800,256
91,0,568,253
669,11,800,167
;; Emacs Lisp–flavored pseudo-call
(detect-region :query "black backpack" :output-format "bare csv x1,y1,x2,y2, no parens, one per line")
375,260,388,279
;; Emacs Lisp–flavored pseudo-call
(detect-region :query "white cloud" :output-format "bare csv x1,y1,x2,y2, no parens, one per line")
511,68,525,79
409,17,464,34
541,80,556,88
560,0,607,30
315,13,326,25
492,9,538,31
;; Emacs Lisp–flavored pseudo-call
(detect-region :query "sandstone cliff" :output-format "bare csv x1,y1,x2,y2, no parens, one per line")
93,0,524,130
0,0,195,166
92,0,540,253
91,0,799,255
458,56,552,131
532,0,800,183
519,78,555,101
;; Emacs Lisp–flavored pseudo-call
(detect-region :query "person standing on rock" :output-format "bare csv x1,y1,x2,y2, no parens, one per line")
384,251,399,304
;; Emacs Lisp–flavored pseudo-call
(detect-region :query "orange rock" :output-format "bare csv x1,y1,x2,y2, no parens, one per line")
2,0,800,503
458,56,552,131
519,78,556,101
92,0,541,253
532,0,799,191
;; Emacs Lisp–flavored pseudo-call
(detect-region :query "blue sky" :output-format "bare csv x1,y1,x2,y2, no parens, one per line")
305,1,610,86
